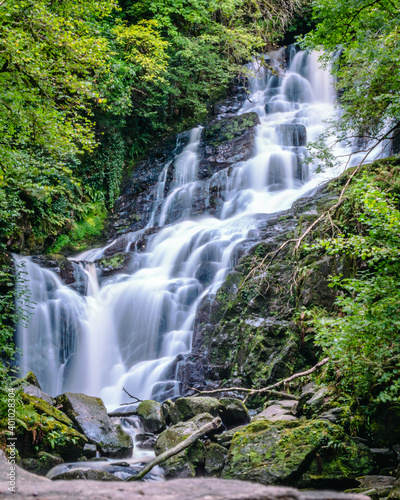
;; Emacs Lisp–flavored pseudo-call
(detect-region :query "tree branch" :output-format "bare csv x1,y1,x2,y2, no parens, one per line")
127,417,222,481
191,358,329,403
122,386,143,404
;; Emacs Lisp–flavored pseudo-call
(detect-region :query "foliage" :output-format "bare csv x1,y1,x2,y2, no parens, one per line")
306,168,400,409
301,0,400,144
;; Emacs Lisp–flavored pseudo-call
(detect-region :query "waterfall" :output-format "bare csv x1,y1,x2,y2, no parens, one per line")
15,49,387,410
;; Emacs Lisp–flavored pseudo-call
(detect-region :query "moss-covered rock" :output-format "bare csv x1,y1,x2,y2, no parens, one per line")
95,252,131,276
222,419,373,488
154,413,215,479
20,452,64,476
137,400,166,433
202,113,260,147
205,442,228,477
171,397,223,424
219,398,250,428
16,394,87,461
55,392,133,458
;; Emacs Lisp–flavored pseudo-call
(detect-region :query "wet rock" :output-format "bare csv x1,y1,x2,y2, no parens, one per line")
199,113,260,176
154,413,216,479
276,123,307,146
83,444,97,459
51,469,123,481
20,452,64,476
219,398,250,428
205,442,228,476
95,252,131,276
18,393,87,460
222,419,373,488
137,400,166,434
55,393,133,458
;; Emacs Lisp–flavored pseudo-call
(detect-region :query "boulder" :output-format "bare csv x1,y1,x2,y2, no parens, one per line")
20,452,64,476
222,419,373,488
17,393,87,460
55,393,133,458
22,384,55,406
205,443,228,477
137,400,166,434
154,413,216,479
165,397,222,425
219,398,250,428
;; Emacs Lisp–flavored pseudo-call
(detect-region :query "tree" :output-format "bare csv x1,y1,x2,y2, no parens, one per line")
302,0,400,145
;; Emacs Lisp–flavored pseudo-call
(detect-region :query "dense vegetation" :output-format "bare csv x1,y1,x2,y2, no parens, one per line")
0,0,300,254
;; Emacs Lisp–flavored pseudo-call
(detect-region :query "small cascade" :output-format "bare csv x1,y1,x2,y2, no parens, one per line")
15,48,389,411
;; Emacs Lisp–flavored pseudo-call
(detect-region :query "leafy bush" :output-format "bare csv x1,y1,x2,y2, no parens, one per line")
308,170,400,409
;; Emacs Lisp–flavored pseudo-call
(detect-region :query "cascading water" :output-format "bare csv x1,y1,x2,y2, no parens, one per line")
15,48,389,410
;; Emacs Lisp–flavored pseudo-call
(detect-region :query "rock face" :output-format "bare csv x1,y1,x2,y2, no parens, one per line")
31,254,87,295
179,183,341,396
222,419,373,489
107,112,260,238
55,392,133,458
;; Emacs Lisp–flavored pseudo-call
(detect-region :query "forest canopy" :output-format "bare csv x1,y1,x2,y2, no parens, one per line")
0,0,300,253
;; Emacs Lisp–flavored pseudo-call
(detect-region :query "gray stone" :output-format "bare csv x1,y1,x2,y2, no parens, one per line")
219,398,250,428
83,444,97,459
137,400,166,434
55,392,133,458
22,384,55,405
205,443,228,477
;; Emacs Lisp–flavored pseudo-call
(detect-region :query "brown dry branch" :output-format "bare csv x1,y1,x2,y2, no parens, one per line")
191,357,329,403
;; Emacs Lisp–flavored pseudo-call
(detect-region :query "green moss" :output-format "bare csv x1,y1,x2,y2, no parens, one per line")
222,419,372,487
203,113,259,147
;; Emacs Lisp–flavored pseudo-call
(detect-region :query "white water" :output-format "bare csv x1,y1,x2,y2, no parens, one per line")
15,49,389,409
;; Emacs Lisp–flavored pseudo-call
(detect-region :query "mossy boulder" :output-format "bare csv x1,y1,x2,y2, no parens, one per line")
163,396,249,429
219,398,250,428
222,419,373,488
154,413,215,479
166,397,222,425
95,252,131,276
20,452,63,476
17,393,87,460
205,442,228,477
55,392,133,458
137,400,166,433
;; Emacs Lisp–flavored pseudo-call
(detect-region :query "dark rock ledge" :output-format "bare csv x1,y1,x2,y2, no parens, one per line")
0,451,370,500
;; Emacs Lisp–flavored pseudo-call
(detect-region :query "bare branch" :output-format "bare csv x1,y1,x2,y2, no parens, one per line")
122,387,143,404
127,417,222,481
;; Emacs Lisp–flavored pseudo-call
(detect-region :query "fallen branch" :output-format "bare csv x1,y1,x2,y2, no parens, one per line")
191,358,329,403
127,417,222,481
121,387,143,405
